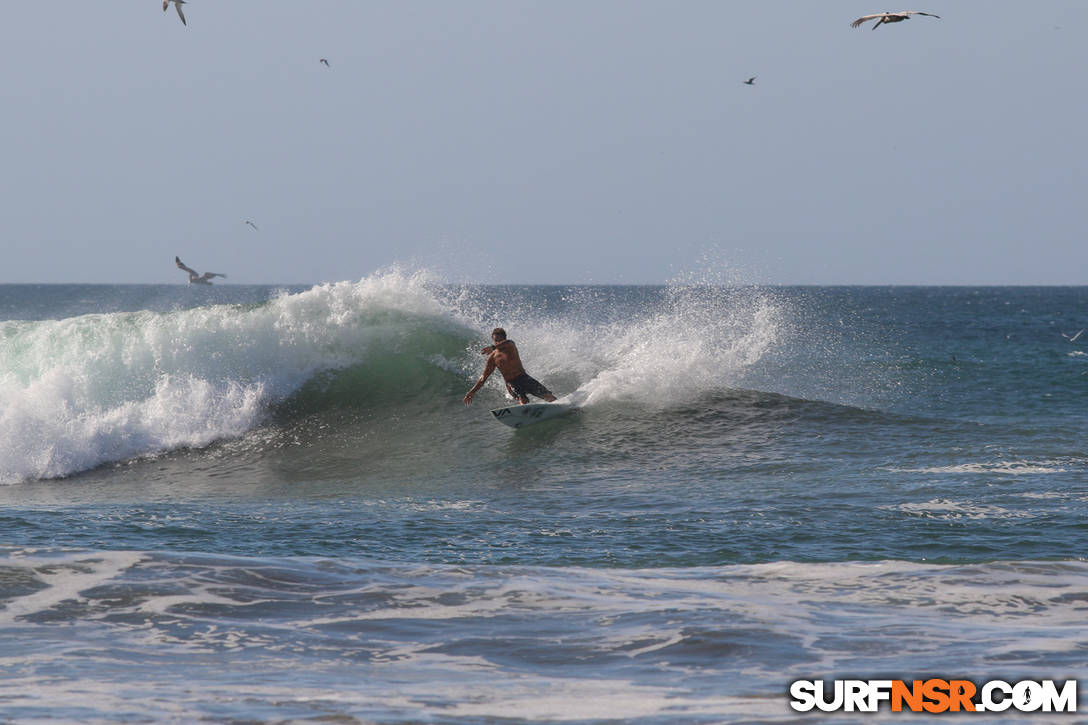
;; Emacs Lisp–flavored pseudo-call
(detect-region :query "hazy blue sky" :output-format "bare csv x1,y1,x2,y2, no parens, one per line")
3,2,1086,285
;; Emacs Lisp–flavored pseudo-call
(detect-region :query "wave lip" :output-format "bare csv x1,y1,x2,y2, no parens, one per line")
0,269,465,484
2,373,268,483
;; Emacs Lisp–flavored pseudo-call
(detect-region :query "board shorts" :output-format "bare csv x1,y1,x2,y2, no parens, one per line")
505,373,553,404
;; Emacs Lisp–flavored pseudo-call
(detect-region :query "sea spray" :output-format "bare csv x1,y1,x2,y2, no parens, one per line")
449,279,785,407
576,283,782,405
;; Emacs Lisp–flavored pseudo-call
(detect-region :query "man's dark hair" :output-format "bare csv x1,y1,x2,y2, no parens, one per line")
492,327,507,340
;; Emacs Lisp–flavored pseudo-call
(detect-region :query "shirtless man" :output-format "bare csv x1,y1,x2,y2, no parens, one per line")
463,328,557,405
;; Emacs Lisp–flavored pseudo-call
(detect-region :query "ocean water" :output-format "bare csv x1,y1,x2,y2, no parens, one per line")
1,272,1087,723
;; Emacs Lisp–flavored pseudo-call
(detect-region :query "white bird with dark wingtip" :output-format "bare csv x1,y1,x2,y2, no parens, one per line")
851,11,940,29
175,256,226,285
163,0,187,26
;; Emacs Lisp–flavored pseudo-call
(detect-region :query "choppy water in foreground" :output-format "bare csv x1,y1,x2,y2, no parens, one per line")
1,276,1086,722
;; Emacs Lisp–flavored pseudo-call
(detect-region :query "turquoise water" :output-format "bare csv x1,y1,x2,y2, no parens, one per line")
1,275,1086,722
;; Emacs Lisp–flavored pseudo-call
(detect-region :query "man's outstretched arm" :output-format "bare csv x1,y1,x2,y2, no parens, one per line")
463,357,497,404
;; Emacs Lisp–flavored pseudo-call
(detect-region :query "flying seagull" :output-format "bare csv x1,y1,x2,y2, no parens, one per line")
851,11,940,29
163,0,187,26
320,58,330,67
175,256,226,285
245,220,259,231
744,76,756,85
1062,329,1084,343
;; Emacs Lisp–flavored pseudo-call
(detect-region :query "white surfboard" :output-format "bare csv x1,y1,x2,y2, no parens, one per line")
490,401,575,428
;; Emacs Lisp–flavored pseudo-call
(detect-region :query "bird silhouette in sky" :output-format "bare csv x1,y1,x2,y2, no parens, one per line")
851,11,940,29
175,257,226,285
320,58,330,67
163,0,186,26
245,220,259,231
744,77,756,85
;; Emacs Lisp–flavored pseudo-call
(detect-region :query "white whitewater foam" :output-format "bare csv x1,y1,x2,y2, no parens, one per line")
888,498,1032,520
885,460,1069,475
0,551,144,624
3,555,1087,723
7,556,1088,720
0,269,457,484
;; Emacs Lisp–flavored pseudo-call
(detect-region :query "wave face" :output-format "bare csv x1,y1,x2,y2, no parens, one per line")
0,272,783,483
0,271,476,483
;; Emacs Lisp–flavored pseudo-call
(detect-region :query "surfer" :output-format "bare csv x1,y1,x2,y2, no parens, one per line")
463,328,557,405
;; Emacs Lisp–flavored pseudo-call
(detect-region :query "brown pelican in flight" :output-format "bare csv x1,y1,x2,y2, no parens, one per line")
851,11,940,29
163,0,187,26
744,76,756,86
175,257,226,285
